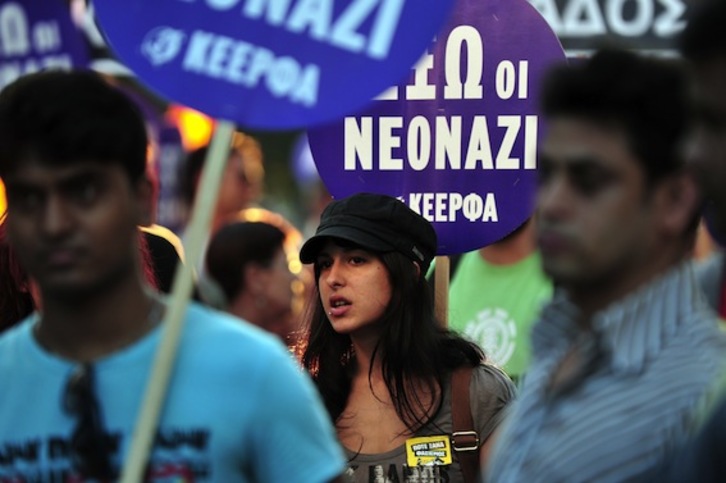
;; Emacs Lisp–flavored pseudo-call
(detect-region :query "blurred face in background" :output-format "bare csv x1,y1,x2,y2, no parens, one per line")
215,152,255,219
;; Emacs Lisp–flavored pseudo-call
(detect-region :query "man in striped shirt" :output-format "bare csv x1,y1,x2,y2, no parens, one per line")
640,2,726,481
484,49,726,482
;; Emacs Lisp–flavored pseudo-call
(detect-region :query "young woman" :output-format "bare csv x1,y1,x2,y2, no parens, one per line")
298,192,516,483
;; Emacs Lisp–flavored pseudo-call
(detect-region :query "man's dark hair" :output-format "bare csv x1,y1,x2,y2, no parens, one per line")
541,49,689,185
681,0,726,62
205,221,286,302
0,69,148,181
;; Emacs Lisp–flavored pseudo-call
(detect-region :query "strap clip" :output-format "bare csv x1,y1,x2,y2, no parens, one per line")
451,431,479,452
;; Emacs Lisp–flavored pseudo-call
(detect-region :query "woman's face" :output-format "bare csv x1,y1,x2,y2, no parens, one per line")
316,240,392,337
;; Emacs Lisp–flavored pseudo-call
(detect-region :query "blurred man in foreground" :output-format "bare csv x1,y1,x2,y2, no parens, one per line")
485,49,726,482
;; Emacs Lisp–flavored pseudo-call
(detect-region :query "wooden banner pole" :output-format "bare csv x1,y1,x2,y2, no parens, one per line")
434,255,450,327
119,120,236,483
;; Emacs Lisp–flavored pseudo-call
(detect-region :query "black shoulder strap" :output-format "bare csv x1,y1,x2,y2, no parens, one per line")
451,366,479,483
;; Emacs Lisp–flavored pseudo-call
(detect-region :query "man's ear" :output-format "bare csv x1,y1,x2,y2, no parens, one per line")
135,176,155,227
655,170,702,236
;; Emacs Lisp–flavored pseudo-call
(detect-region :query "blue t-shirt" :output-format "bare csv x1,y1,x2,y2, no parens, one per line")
0,301,346,482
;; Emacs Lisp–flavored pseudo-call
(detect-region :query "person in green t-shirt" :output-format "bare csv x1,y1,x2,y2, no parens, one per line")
446,220,553,383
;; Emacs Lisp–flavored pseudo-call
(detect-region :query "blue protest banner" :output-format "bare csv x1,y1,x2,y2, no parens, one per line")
308,0,567,254
94,0,457,129
0,0,88,91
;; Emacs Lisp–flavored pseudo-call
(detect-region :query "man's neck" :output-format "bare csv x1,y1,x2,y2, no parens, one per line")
568,251,686,327
35,280,161,362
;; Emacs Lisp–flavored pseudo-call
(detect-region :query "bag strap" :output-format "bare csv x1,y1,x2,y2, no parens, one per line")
451,365,480,483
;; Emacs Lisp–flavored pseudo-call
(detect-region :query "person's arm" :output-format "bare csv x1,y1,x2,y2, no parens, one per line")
470,364,517,473
248,345,347,483
478,425,501,469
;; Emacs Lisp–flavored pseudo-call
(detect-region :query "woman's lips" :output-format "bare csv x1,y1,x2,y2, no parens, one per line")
328,296,351,317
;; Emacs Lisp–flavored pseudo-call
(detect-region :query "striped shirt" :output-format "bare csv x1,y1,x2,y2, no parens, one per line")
485,262,726,483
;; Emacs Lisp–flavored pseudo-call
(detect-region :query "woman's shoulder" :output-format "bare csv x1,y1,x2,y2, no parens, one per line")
470,362,516,404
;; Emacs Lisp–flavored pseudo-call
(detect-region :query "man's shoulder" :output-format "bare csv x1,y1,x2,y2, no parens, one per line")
0,316,34,357
180,301,291,363
183,301,278,343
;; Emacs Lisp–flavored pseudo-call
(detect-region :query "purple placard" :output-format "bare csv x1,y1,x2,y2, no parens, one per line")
0,0,89,91
308,0,566,255
93,0,457,130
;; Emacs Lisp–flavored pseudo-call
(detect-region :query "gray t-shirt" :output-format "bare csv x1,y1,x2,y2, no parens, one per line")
343,364,515,483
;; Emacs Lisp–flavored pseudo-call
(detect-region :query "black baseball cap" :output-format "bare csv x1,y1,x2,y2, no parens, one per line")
300,193,437,271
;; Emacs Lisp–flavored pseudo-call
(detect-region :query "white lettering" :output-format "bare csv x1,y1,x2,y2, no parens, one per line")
496,116,521,169
207,35,234,77
529,0,687,39
187,0,404,59
654,0,685,36
32,21,61,54
266,56,299,96
0,3,30,57
444,25,483,100
245,47,275,84
562,0,606,36
406,54,435,100
528,0,562,31
290,64,319,106
435,116,461,170
182,31,215,73
464,116,494,170
225,42,254,82
375,85,399,100
343,115,538,172
286,0,333,40
407,116,431,171
367,0,405,59
345,117,373,170
607,0,652,36
0,55,72,90
181,30,319,106
524,115,538,169
379,116,403,170
329,0,374,55
403,192,496,223
243,0,293,25
207,0,240,9
482,193,498,221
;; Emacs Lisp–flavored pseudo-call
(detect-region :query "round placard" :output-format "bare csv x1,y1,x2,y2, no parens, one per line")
308,0,566,254
0,0,89,92
94,0,458,129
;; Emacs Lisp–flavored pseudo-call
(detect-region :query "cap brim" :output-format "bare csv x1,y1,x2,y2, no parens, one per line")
299,226,395,263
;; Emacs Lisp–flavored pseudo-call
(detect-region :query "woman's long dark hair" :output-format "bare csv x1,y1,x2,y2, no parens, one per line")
299,245,484,433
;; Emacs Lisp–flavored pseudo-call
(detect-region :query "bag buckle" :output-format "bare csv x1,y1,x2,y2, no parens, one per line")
451,431,479,452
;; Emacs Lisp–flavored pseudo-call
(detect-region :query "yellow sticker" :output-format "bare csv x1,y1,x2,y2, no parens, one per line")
405,435,453,467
